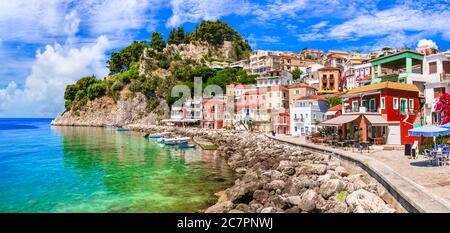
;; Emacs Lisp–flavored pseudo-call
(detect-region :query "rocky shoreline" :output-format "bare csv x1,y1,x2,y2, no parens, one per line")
126,124,397,213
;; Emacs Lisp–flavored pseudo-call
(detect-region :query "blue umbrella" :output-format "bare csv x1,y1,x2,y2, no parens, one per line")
408,125,450,137
441,122,450,129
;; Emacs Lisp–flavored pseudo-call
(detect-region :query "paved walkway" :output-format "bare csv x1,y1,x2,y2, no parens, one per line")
268,134,450,213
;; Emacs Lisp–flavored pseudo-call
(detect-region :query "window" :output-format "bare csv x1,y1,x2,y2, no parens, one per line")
380,97,385,109
352,101,359,111
369,98,376,111
295,126,298,132
409,99,414,109
362,100,367,108
294,114,297,119
400,98,407,115
393,98,399,110
295,90,300,95
429,61,437,74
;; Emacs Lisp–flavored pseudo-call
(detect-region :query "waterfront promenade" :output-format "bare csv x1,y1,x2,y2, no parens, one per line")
268,134,450,213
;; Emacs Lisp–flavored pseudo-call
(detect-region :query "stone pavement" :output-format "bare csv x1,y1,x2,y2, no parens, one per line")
268,134,450,213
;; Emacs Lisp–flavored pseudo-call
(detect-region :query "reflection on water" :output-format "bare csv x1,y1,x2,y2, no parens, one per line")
0,122,234,213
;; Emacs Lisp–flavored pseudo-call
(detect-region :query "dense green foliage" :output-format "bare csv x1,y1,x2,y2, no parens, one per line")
187,20,251,59
168,27,186,45
107,41,148,74
150,32,166,52
292,69,303,80
327,95,342,107
87,83,107,100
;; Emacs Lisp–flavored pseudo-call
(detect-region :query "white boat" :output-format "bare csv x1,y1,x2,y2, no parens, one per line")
163,137,190,145
144,132,168,138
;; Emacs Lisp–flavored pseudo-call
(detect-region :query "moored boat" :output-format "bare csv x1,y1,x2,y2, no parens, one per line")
116,128,129,132
163,137,190,145
177,143,196,149
144,132,168,138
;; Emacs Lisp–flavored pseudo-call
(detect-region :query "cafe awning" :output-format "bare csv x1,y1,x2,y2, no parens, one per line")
320,114,360,126
364,115,388,126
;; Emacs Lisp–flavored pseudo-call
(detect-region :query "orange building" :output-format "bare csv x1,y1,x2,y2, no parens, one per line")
318,67,341,94
288,83,317,104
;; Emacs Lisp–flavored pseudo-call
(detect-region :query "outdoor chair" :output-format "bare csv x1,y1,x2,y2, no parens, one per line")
422,149,431,164
442,147,449,166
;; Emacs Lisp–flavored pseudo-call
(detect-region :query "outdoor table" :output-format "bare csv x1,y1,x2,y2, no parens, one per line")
337,141,346,149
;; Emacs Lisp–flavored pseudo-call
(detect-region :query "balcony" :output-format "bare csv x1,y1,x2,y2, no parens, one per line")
343,106,381,114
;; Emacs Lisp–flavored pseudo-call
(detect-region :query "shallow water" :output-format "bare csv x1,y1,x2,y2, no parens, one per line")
0,119,234,213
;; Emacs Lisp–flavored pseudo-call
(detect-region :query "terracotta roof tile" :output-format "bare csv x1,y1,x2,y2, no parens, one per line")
296,95,329,102
328,104,342,111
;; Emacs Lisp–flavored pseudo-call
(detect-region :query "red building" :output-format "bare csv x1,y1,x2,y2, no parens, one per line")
272,109,290,135
201,98,226,129
325,104,342,120
322,82,420,145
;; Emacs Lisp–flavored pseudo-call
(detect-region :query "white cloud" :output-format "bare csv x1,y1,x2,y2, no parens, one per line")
0,36,110,117
0,0,161,45
166,0,252,27
417,39,438,49
0,0,70,43
77,0,162,35
253,0,379,22
327,6,450,40
260,36,281,43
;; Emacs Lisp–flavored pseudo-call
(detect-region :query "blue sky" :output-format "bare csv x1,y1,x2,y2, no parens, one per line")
1,0,450,117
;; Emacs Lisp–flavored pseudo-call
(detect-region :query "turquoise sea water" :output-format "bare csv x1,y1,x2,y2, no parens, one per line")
0,119,234,213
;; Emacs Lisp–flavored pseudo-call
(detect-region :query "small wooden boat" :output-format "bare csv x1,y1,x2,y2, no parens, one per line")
163,137,190,145
116,128,129,132
177,143,196,149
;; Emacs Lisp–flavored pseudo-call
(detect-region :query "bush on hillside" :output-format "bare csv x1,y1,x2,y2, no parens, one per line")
87,83,107,100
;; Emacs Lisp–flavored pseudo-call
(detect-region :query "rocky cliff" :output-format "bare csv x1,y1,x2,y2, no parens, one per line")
139,41,240,77
51,92,169,127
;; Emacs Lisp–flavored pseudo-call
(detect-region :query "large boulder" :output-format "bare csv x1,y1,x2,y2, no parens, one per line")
298,190,318,212
335,166,350,177
319,179,345,199
253,190,270,203
296,163,327,175
266,180,286,191
346,189,396,213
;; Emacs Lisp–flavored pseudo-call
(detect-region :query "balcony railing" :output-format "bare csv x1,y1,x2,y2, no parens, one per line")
343,107,381,114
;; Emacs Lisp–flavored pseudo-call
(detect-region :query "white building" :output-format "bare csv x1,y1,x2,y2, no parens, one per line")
168,97,202,124
256,70,293,88
290,96,329,136
423,51,450,124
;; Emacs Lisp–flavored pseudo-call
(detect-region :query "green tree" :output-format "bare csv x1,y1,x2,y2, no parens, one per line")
168,26,186,45
107,41,148,74
188,20,251,59
87,83,107,100
327,95,342,107
292,69,303,80
150,32,166,52
236,69,256,84
129,79,142,93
